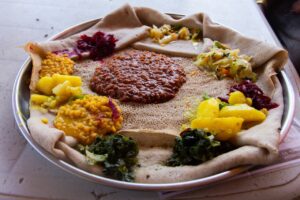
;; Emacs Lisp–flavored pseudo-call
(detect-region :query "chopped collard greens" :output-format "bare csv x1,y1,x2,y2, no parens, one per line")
78,134,139,182
166,129,234,166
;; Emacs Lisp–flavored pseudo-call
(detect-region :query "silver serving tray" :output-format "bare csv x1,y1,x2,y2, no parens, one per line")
12,15,296,191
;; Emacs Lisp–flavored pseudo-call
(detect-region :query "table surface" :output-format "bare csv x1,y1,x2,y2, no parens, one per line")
1,0,300,199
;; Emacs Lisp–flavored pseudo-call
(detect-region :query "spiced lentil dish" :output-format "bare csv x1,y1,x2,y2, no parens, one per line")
90,49,186,103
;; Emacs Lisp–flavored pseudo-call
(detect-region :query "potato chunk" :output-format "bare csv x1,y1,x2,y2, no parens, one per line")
219,104,266,122
36,74,82,95
52,81,82,103
197,98,219,118
30,94,49,105
52,74,82,87
36,76,56,95
191,117,244,141
228,91,246,105
228,91,252,106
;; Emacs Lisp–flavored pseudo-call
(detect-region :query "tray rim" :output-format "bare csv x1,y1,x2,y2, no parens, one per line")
12,14,296,191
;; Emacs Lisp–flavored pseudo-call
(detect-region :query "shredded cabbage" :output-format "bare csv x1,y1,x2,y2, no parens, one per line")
194,41,257,82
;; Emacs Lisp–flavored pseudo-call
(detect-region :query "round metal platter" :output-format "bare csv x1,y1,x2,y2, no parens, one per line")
12,14,296,191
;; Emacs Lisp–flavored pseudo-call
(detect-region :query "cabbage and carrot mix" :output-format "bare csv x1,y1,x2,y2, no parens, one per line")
194,41,257,82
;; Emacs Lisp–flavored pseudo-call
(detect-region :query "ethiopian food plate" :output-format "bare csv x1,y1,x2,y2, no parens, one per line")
13,4,295,190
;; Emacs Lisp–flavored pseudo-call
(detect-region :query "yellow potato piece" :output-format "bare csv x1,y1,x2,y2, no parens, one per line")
52,74,82,87
48,98,57,109
68,86,82,96
191,117,244,141
228,91,246,105
52,81,72,98
36,74,82,95
197,98,219,118
30,94,49,105
219,104,266,122
36,76,56,95
52,81,82,103
246,97,252,106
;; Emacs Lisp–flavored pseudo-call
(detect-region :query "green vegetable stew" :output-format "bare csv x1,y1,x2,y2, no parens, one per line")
166,129,234,166
78,134,139,182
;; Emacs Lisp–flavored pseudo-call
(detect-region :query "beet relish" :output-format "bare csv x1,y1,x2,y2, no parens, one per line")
229,80,279,110
76,31,117,60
